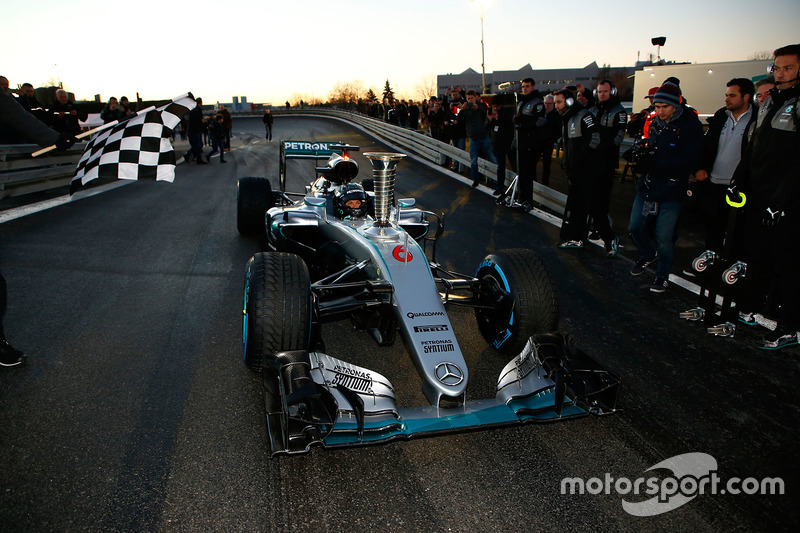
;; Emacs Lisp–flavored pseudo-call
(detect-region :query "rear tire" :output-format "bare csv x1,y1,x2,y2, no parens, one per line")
474,248,559,355
243,252,311,372
237,177,273,236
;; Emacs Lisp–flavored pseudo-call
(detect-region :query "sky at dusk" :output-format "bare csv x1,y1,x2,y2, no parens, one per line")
2,0,798,105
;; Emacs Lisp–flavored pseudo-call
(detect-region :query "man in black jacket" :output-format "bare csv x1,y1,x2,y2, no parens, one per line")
183,97,207,164
49,89,87,136
537,94,560,187
100,97,124,124
459,90,496,187
731,44,800,349
488,98,515,196
554,89,616,254
514,78,546,210
591,80,628,254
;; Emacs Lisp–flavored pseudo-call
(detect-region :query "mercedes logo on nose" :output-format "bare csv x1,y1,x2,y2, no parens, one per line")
434,362,464,386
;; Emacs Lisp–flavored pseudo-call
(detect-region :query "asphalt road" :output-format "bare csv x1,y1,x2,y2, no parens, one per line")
0,116,796,532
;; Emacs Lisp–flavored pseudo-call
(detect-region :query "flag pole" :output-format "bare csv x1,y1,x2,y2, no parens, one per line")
31,120,120,158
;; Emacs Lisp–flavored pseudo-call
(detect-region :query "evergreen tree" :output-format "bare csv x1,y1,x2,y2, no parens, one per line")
382,80,395,106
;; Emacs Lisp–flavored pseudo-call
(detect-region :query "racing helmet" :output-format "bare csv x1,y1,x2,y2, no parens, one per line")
334,183,369,219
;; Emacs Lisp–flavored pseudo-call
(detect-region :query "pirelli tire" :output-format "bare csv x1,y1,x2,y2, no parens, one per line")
243,252,312,372
474,248,560,355
237,177,273,236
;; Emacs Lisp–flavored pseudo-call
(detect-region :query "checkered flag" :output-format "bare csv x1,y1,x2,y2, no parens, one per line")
69,93,196,194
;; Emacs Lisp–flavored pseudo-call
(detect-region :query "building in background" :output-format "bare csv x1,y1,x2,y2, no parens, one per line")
438,63,635,100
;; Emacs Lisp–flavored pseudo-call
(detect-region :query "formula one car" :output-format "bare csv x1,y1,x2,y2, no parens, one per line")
237,141,619,456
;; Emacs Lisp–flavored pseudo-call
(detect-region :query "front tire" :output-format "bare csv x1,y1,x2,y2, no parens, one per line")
474,248,559,354
237,177,273,236
243,252,312,372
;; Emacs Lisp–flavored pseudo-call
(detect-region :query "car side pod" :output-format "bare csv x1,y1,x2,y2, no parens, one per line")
263,334,620,456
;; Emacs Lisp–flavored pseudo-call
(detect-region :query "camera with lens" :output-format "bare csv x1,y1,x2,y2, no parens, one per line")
623,137,655,172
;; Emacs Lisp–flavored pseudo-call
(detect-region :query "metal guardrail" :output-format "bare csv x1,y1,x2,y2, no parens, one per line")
0,143,86,198
287,108,569,214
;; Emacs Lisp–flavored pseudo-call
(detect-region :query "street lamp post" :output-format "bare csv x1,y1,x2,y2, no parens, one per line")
479,4,486,93
472,0,488,93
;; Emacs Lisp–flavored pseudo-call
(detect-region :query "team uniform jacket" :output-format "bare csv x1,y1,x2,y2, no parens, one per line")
733,84,800,211
560,103,601,182
516,91,546,141
592,99,628,169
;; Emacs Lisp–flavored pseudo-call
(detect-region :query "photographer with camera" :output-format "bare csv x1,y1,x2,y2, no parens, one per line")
488,96,516,197
459,90,496,188
445,87,467,172
626,82,703,293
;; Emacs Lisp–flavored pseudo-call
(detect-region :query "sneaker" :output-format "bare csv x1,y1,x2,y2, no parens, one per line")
588,230,600,241
605,236,619,258
759,327,800,350
631,256,657,276
649,276,669,293
558,240,584,249
681,268,699,279
0,339,26,368
738,311,759,326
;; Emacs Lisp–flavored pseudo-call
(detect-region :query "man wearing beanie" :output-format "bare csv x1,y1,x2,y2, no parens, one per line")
627,82,703,293
730,43,800,349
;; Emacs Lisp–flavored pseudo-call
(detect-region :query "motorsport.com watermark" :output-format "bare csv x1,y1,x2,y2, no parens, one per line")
561,453,785,517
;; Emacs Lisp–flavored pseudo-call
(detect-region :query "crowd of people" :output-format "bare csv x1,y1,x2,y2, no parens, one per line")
361,44,799,350
0,77,89,145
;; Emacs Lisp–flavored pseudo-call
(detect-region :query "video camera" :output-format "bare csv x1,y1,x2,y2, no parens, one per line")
480,93,517,107
623,137,654,163
622,137,656,174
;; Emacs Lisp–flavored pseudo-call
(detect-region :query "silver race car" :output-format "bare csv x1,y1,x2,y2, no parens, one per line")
237,142,619,456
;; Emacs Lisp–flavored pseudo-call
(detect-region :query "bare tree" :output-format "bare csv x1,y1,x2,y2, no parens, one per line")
328,79,365,105
415,75,438,101
748,50,773,60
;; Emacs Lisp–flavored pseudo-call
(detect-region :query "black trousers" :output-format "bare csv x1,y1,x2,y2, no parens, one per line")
738,206,800,330
0,273,6,337
517,136,538,204
534,141,554,186
560,178,614,243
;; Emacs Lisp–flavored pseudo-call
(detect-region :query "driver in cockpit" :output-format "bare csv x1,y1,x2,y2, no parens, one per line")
333,183,369,219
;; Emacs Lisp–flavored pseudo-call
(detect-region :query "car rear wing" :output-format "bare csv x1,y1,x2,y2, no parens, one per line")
279,140,356,191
